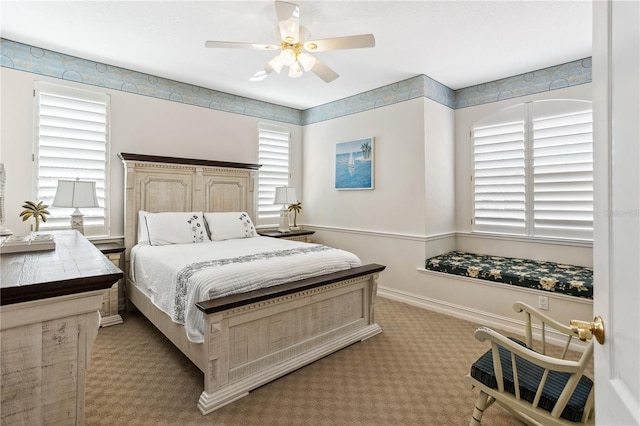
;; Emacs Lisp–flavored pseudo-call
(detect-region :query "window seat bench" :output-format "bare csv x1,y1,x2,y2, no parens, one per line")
425,251,592,299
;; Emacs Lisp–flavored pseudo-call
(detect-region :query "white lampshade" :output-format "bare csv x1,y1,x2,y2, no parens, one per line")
274,186,297,233
280,48,296,66
52,179,98,235
268,55,284,74
274,186,297,205
288,61,303,78
53,179,99,208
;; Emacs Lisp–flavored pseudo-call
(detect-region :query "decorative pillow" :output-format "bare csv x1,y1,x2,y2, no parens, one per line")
144,212,208,246
204,212,257,241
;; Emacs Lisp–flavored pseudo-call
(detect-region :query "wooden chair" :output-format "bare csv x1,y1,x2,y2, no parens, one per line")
465,302,595,425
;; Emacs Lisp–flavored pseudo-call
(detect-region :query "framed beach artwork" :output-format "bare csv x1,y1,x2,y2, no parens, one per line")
335,137,374,190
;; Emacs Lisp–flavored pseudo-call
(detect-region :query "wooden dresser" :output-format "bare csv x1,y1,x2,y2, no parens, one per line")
0,230,123,425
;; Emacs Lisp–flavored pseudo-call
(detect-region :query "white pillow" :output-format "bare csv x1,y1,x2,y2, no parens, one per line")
138,210,150,245
144,212,208,246
204,212,257,241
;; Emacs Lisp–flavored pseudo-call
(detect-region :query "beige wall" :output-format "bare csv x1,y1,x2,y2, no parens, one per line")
0,67,303,235
302,96,456,292
303,98,430,235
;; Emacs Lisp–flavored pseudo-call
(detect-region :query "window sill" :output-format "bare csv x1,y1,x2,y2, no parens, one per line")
460,231,593,248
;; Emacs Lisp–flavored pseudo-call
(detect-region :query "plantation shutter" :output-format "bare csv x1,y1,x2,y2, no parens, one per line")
473,120,526,234
34,82,109,236
472,100,593,241
532,109,593,239
257,125,290,222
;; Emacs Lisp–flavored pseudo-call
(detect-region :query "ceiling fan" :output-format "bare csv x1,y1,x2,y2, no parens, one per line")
204,1,375,83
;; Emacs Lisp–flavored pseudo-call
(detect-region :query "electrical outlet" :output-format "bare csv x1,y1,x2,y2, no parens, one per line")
538,295,549,310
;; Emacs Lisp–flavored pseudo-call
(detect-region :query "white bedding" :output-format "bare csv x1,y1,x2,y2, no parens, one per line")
131,236,361,343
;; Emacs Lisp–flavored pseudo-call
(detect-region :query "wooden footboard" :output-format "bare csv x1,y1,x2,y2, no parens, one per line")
120,153,385,414
126,264,385,414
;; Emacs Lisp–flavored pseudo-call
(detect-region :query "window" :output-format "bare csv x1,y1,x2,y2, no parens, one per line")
34,82,110,236
472,100,593,240
257,124,290,225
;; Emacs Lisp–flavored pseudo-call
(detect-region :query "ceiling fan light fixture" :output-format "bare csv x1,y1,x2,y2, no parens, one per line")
204,2,376,84
268,55,284,73
288,61,303,78
298,52,316,71
280,48,297,66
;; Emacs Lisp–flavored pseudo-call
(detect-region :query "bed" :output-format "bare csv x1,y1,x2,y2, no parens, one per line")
119,153,385,415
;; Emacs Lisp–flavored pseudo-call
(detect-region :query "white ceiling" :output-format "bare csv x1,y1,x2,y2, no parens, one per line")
0,1,592,110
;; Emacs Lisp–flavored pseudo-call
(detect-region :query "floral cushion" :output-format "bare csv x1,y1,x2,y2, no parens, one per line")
425,251,592,299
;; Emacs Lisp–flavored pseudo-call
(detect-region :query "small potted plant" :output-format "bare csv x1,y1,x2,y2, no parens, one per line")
287,201,302,230
19,200,50,231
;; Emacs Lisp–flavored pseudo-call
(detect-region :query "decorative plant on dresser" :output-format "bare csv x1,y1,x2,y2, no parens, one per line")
19,200,50,231
287,201,302,229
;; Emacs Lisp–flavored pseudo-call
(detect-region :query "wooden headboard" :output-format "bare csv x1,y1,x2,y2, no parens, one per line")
118,153,261,263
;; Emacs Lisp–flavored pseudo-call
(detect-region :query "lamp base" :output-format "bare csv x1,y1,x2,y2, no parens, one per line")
278,207,290,233
71,211,85,235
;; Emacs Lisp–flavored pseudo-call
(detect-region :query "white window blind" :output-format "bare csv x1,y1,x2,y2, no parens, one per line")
532,110,593,239
473,120,526,234
34,82,110,236
472,100,593,240
257,125,290,222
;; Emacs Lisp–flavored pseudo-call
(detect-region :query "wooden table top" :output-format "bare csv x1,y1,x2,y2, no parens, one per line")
258,229,315,238
1,230,123,305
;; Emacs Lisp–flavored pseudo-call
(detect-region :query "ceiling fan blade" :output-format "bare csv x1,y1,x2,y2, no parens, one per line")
249,63,275,82
275,1,300,43
311,59,339,83
304,34,375,52
205,41,279,51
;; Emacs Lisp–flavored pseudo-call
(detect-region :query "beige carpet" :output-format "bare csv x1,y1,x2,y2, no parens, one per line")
86,298,579,425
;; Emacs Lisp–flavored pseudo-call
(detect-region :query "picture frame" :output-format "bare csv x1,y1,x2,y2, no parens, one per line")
335,137,374,190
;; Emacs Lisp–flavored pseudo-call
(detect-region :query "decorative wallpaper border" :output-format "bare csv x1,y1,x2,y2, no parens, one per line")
454,58,592,109
0,39,302,125
1,39,591,126
302,74,455,125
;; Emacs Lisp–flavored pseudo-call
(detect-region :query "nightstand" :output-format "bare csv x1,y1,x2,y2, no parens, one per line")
93,241,125,327
258,229,315,243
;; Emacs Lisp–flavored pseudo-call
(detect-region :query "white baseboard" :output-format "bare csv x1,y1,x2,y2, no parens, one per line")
377,285,587,351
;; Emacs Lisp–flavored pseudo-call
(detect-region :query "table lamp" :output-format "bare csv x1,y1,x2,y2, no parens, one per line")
273,186,297,233
52,179,99,235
